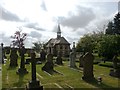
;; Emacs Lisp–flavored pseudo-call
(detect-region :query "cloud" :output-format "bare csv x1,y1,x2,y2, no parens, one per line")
29,31,42,38
60,6,96,29
0,6,22,22
41,0,47,11
24,22,46,31
0,33,11,46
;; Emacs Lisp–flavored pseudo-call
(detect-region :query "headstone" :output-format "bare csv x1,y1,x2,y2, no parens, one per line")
55,52,63,65
10,48,18,67
1,43,4,64
17,46,28,74
40,49,46,62
25,58,31,64
42,54,54,73
26,51,43,90
0,46,2,64
69,42,77,68
82,52,94,80
6,47,10,54
109,55,120,78
79,54,84,67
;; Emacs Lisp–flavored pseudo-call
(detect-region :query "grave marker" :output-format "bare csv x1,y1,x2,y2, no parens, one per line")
79,54,84,67
42,53,54,74
82,52,95,80
109,55,120,78
17,46,28,74
26,51,43,89
55,52,63,65
69,42,77,68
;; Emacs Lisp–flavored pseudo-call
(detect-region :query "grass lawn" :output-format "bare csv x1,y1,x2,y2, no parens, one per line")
2,55,120,90
0,64,2,90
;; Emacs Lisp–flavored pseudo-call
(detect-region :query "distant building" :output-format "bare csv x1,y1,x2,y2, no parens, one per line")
46,25,70,57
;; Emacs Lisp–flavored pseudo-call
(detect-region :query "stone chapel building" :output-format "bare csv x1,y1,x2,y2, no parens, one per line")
46,25,70,57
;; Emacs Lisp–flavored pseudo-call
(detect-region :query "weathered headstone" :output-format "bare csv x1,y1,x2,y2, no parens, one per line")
26,51,43,90
6,47,10,54
69,42,77,68
109,55,120,78
17,46,28,74
10,48,18,67
42,54,54,73
40,49,46,62
55,52,63,65
0,46,2,64
1,43,4,64
79,54,84,67
82,52,94,80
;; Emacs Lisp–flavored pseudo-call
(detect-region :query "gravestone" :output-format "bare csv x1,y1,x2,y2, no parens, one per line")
79,54,84,67
40,49,46,62
55,52,63,65
109,55,120,78
0,46,2,64
10,48,18,67
25,58,31,64
6,47,10,54
26,51,43,90
17,46,28,74
69,42,77,68
82,52,95,80
1,43,4,64
42,53,54,73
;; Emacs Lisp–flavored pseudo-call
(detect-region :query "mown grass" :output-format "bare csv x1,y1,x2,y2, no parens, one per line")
2,54,120,90
0,64,2,90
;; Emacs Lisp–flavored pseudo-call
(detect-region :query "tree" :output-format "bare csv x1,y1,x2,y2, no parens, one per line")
105,13,120,35
76,30,104,54
113,12,120,35
76,34,95,54
97,35,120,60
105,21,114,35
10,30,27,48
11,29,28,74
32,41,46,53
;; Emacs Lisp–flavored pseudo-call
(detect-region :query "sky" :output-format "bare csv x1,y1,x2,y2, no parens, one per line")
0,0,119,48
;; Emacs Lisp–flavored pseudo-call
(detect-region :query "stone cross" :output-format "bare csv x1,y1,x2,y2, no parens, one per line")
82,52,94,80
27,51,43,89
69,42,77,68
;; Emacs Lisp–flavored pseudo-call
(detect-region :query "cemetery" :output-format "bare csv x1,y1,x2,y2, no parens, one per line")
0,3,120,90
1,20,120,89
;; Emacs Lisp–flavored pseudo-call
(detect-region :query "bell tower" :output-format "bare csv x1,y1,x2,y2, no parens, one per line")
57,24,61,39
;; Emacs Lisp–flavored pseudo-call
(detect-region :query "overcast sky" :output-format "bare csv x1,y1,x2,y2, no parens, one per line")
0,0,119,48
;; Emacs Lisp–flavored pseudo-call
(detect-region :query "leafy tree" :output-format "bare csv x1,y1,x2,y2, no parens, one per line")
97,35,120,60
32,41,46,53
76,31,104,54
76,34,95,54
